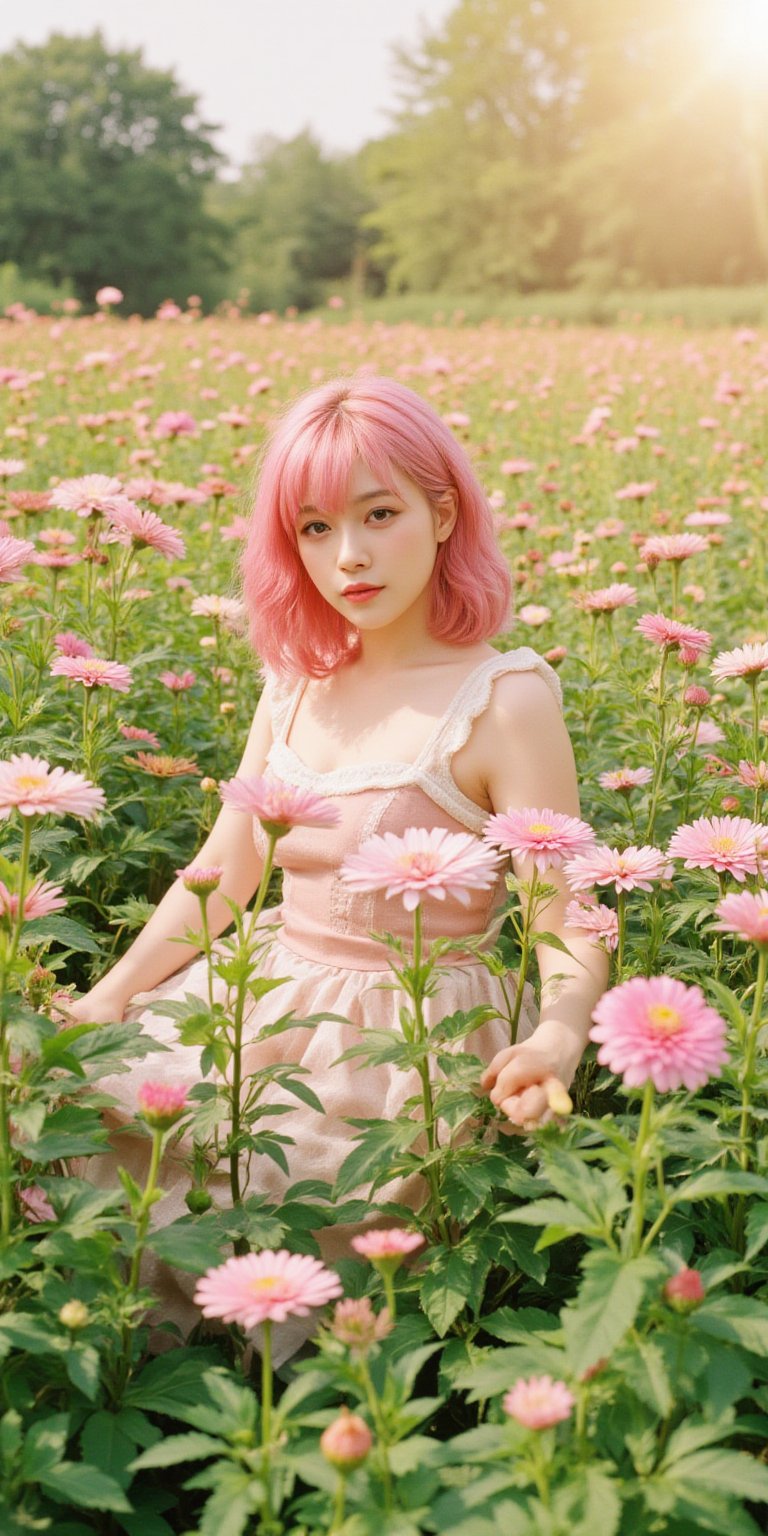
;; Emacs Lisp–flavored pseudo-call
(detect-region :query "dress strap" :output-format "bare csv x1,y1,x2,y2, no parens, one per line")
414,647,563,776
264,669,307,744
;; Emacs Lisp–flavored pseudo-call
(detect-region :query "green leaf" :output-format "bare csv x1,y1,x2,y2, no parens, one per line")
692,1295,768,1356
21,914,102,954
21,1413,69,1478
38,1461,132,1513
661,1447,768,1501
670,1170,768,1205
81,1411,137,1488
131,1432,225,1470
617,1335,674,1417
334,1118,422,1197
192,1463,257,1536
563,1252,663,1378
123,1348,224,1418
23,1104,110,1161
145,1214,229,1273
420,1247,478,1337
746,1202,768,1261
65,1345,101,1401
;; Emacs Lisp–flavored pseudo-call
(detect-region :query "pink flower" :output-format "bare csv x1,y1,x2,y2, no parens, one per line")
0,877,67,923
576,583,637,613
484,807,595,874
663,1268,706,1311
194,1250,342,1327
641,533,709,563
615,481,657,501
219,773,340,837
714,889,768,945
137,1080,191,1130
50,655,132,693
589,975,728,1092
683,686,710,709
52,474,125,517
176,863,223,895
0,534,35,582
0,755,105,820
0,458,25,479
103,503,185,560
119,724,161,748
711,642,768,682
95,286,123,306
503,1375,575,1430
330,1297,393,1353
501,458,536,475
737,760,768,789
517,604,551,627
564,898,619,951
320,1408,372,1470
20,1185,56,1223
598,767,653,793
190,594,246,628
54,631,94,659
155,410,197,439
666,815,763,882
565,844,673,894
341,827,501,912
351,1229,425,1261
635,613,712,659
160,670,196,692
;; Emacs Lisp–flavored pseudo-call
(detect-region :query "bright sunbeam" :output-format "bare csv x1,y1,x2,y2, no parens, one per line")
710,0,768,73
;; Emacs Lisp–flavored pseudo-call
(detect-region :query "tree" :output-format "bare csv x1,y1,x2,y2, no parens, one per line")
215,132,375,312
0,32,229,313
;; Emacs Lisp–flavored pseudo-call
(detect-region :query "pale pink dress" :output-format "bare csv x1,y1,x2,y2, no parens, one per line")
93,647,562,1359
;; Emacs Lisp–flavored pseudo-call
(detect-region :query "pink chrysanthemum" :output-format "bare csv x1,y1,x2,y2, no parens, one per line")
330,1297,393,1351
194,1250,342,1327
0,755,105,820
564,898,619,951
666,815,762,882
137,1080,191,1130
176,863,223,895
119,724,161,748
576,583,638,613
54,631,94,659
190,594,246,628
589,975,728,1092
711,642,768,682
0,877,67,923
220,773,340,837
0,458,26,479
20,1185,56,1223
713,889,768,945
351,1230,425,1260
0,534,35,582
635,613,712,659
615,481,657,501
503,1375,575,1430
102,502,186,560
341,827,501,912
51,474,125,517
641,533,709,563
737,760,768,789
598,767,653,793
95,286,123,306
155,411,197,439
483,807,595,874
159,670,196,692
50,655,133,693
565,844,673,894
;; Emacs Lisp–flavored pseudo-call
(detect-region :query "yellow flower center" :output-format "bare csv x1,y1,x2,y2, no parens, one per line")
529,823,554,836
248,1276,280,1293
713,837,736,854
648,1004,683,1034
16,775,46,791
400,853,436,876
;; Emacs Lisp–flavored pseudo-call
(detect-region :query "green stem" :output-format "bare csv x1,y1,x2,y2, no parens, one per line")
245,832,278,945
199,896,214,1009
750,676,762,774
616,889,626,984
229,989,245,1211
738,946,768,1175
359,1356,393,1513
128,1129,163,1295
330,1474,346,1533
630,1081,655,1256
260,1317,275,1523
411,904,450,1245
644,651,670,843
509,867,538,1045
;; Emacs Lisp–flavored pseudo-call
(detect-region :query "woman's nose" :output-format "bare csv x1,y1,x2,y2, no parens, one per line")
337,528,370,570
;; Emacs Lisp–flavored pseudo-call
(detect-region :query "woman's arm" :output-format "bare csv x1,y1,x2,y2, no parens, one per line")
68,682,275,1021
476,668,610,1128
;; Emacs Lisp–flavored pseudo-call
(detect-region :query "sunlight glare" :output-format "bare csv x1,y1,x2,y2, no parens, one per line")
711,0,768,74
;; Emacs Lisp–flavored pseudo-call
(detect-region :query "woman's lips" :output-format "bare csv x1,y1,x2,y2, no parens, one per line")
341,586,383,603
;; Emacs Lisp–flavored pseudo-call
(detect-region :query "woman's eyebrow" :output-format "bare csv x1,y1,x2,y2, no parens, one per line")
299,488,394,513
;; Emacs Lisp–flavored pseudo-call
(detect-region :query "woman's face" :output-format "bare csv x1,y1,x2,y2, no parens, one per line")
295,458,457,633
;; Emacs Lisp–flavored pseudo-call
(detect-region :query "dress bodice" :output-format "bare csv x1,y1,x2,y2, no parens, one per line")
252,649,563,971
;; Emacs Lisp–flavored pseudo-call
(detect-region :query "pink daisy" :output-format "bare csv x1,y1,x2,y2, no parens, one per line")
589,975,728,1092
340,826,501,912
176,863,223,895
119,724,161,748
711,642,768,682
351,1229,425,1260
565,844,673,894
641,533,709,563
615,481,657,501
575,583,638,613
20,1185,56,1223
330,1297,393,1351
503,1375,575,1430
194,1250,342,1328
54,631,94,659
190,594,246,628
219,773,340,836
666,816,763,882
155,410,197,439
483,807,595,873
0,458,26,479
0,755,105,820
713,889,768,945
137,1080,191,1130
95,286,123,306
737,760,768,789
0,535,35,582
0,877,67,923
635,614,712,659
564,898,619,951
50,655,133,693
159,670,196,692
51,474,125,517
598,767,653,793
102,502,185,560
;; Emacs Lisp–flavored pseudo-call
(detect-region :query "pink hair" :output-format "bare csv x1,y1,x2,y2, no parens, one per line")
240,373,512,677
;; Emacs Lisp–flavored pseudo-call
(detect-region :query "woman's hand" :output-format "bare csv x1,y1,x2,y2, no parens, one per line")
480,1039,574,1133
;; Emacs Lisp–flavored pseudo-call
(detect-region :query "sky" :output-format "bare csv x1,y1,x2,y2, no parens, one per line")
0,1,457,170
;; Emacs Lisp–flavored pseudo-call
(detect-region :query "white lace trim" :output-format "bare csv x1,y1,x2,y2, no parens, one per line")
264,649,563,835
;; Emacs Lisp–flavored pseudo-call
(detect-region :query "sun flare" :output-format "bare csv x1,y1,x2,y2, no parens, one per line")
710,0,768,73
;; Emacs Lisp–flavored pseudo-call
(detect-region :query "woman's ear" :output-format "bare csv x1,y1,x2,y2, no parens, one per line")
434,489,459,543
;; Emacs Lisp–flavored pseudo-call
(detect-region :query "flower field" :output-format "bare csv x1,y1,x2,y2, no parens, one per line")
2,301,768,1535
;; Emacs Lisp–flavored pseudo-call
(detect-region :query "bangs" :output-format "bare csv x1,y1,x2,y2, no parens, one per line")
275,409,407,537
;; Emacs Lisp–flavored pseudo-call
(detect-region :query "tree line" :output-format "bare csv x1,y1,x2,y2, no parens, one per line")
0,5,766,315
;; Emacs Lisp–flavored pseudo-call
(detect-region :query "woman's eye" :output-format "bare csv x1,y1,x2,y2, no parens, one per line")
368,507,396,523
300,520,329,537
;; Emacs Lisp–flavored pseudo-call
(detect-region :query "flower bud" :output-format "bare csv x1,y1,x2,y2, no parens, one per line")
663,1267,705,1312
721,796,740,813
176,863,223,896
200,777,218,794
137,1080,190,1131
320,1407,372,1470
59,1299,89,1330
185,1187,213,1214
